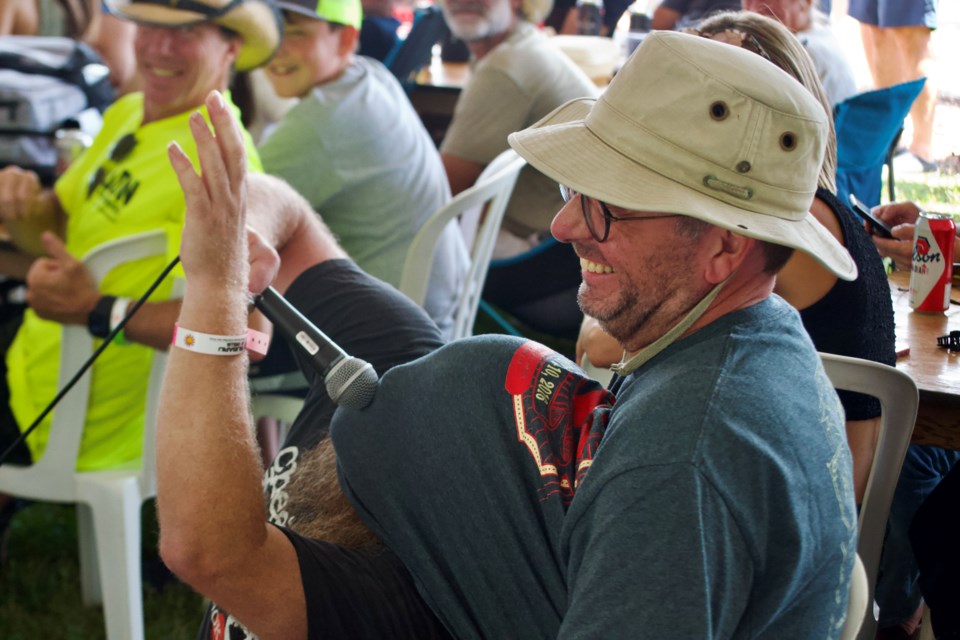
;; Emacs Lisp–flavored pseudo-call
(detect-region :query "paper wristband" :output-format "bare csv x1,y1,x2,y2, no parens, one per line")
110,297,131,345
109,297,131,332
172,324,271,356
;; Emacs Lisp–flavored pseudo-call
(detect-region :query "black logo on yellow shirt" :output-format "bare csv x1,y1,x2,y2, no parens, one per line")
87,133,141,217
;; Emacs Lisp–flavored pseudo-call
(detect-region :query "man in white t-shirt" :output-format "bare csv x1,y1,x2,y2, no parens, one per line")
743,0,858,106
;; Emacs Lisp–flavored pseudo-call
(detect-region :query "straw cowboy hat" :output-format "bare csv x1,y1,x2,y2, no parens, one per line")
508,30,856,280
104,0,282,71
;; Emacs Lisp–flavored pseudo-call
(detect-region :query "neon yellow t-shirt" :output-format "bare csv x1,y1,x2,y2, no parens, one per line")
6,91,262,472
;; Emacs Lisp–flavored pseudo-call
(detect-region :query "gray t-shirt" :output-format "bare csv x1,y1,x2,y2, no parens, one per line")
332,296,857,638
440,23,599,238
259,56,467,338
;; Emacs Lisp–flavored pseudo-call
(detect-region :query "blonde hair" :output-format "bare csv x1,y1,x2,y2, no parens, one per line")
697,11,838,194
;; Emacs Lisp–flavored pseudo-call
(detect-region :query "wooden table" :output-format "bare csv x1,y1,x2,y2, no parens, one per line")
889,270,960,449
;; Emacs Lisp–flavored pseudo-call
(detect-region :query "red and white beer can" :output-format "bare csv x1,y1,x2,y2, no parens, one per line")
909,211,956,313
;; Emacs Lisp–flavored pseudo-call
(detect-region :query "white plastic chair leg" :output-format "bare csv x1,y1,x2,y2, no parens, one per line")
77,503,103,606
85,477,146,640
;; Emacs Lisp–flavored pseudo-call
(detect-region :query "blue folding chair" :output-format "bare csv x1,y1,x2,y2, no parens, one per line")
833,78,925,208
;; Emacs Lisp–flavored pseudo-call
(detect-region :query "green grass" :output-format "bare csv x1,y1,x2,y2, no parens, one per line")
886,166,960,213
0,501,205,639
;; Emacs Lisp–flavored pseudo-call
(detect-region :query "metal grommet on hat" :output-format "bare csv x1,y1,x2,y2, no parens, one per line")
736,160,751,173
709,101,729,121
779,132,798,151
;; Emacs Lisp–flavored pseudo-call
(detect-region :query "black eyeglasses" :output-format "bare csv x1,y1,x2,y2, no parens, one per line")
559,185,677,243
87,133,138,198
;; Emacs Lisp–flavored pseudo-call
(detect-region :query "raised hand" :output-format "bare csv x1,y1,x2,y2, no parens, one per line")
167,90,251,298
870,202,922,271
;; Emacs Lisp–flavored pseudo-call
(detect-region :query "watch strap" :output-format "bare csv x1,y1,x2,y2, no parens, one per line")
87,295,116,339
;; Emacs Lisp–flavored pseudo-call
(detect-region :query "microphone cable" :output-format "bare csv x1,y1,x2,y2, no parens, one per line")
0,255,180,467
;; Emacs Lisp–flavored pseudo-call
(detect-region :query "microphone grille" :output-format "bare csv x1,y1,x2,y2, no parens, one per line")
325,357,379,410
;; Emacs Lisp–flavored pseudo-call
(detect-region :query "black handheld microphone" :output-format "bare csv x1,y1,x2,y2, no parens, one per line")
253,287,379,410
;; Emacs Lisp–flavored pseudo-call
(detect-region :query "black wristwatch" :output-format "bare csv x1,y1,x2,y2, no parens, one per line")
87,295,117,339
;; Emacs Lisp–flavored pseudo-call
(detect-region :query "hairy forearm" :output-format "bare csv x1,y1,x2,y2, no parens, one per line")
245,173,347,293
156,287,268,580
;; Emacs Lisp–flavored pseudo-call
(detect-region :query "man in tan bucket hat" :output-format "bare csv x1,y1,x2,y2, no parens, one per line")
152,30,861,640
0,0,278,501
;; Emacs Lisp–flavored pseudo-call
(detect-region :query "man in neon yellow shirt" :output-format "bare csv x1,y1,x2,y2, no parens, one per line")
0,0,281,493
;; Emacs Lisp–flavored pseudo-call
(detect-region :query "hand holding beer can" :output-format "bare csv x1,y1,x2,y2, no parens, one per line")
908,211,956,313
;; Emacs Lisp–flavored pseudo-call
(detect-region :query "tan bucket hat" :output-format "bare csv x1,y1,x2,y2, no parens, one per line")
104,0,282,71
508,30,857,281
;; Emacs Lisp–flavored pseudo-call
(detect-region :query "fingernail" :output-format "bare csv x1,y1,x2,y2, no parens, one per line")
211,90,225,111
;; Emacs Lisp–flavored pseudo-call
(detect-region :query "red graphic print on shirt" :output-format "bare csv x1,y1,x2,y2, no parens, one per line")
505,341,615,506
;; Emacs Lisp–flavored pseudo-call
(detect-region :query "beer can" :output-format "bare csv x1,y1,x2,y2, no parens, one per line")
54,128,92,177
908,211,956,313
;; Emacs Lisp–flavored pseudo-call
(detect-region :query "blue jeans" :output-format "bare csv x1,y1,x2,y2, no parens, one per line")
875,444,960,626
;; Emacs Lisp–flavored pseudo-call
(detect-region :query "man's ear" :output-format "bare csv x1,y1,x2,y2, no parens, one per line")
338,25,360,56
703,227,755,284
226,32,243,62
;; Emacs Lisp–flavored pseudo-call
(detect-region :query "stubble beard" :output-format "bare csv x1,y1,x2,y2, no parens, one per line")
578,241,702,349
580,282,663,347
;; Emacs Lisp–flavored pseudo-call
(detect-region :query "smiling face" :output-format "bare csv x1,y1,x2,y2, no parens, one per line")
551,196,710,349
266,14,354,98
136,23,240,124
741,0,813,32
441,0,518,42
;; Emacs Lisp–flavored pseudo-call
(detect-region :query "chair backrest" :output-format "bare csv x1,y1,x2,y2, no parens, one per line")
399,148,525,340
0,230,174,497
819,352,919,640
840,554,869,640
385,5,449,87
833,78,925,208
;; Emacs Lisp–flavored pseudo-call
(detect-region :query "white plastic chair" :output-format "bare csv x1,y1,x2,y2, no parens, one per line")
399,149,526,340
841,554,870,640
0,229,178,640
819,352,919,640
